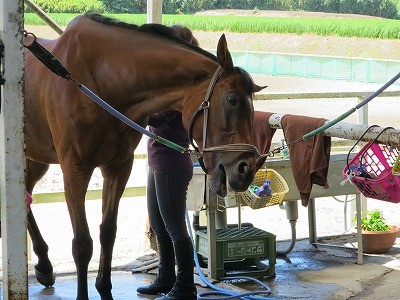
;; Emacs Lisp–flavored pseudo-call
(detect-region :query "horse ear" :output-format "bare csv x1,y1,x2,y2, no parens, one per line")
253,83,268,93
217,34,234,73
256,155,267,171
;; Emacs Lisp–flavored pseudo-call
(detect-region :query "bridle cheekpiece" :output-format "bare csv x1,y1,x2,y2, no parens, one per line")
188,66,260,174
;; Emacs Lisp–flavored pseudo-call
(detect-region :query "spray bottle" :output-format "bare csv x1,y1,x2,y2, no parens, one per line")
281,139,289,159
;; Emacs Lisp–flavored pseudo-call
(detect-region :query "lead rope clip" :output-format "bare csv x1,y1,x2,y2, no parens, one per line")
340,170,356,186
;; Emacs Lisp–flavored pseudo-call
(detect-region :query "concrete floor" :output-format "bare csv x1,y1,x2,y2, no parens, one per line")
4,186,400,300
24,235,400,300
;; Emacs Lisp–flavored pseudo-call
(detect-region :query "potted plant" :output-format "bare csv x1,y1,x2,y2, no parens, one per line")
355,209,399,254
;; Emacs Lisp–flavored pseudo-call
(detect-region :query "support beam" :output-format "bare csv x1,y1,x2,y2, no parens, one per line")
206,179,219,280
269,114,400,147
147,0,162,24
0,0,28,299
355,97,368,229
323,122,400,146
25,0,63,35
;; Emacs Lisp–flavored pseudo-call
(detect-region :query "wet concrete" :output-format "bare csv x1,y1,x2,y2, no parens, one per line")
23,235,400,300
1,192,399,299
28,271,156,300
2,182,400,299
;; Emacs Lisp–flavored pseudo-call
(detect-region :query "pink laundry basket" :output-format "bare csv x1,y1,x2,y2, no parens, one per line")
342,142,400,203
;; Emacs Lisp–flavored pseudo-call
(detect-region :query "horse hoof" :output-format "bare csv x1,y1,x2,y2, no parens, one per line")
35,268,55,287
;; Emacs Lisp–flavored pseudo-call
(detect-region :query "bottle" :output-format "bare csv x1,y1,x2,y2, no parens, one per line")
281,139,289,159
249,185,259,193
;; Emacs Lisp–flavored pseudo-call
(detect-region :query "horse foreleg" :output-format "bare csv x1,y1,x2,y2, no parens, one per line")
26,160,55,287
95,159,133,300
63,165,94,300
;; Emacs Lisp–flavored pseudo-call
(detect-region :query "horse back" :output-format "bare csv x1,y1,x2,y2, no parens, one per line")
24,14,216,166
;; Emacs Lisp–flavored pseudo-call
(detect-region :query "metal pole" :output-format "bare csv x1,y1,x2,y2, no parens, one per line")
147,0,162,24
269,114,400,147
24,0,63,35
307,199,317,244
206,182,219,280
354,96,368,235
355,194,363,264
0,0,28,299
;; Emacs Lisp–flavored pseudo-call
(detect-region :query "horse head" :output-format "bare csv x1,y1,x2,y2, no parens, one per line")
185,34,265,197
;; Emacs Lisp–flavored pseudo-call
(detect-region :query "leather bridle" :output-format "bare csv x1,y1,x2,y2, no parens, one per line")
188,66,261,174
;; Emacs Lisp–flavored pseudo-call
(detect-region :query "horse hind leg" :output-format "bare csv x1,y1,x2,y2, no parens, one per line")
26,160,55,287
95,158,133,300
27,210,55,287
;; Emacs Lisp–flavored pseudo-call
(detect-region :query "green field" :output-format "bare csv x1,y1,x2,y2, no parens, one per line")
24,13,400,39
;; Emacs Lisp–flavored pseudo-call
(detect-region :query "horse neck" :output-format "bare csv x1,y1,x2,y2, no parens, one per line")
60,22,219,119
125,66,216,122
92,48,217,118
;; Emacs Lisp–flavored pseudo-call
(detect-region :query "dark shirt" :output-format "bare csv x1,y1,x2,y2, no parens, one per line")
147,110,193,171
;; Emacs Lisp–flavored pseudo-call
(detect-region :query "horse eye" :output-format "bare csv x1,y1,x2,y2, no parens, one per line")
227,96,238,106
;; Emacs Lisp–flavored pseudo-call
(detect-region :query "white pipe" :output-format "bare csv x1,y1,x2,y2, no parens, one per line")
147,0,163,24
269,114,400,147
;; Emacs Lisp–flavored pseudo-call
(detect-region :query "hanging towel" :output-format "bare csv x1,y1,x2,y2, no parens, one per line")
281,115,331,207
253,111,277,155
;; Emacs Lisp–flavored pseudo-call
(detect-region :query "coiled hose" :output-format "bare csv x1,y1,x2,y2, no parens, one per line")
186,210,279,300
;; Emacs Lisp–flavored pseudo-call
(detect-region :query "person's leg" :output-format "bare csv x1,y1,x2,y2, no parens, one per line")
137,170,175,295
154,170,196,300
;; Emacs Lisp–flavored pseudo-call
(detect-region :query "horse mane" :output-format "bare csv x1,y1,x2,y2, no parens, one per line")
84,12,217,62
84,13,257,93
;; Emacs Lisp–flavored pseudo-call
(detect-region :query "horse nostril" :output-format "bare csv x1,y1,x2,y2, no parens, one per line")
237,161,248,175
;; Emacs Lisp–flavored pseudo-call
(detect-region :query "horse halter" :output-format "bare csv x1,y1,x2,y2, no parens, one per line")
188,66,261,174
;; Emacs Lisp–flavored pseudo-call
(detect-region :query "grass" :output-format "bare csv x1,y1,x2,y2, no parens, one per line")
24,13,400,39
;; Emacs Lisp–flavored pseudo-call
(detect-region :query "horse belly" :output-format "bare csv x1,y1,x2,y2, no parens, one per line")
24,70,59,163
25,119,58,164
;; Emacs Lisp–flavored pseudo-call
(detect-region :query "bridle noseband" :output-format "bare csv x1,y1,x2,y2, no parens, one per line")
188,66,261,174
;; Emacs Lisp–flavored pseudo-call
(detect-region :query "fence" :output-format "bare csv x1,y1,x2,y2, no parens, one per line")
229,51,400,86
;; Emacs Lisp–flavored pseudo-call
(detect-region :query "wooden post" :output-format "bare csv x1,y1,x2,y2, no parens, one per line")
0,0,28,299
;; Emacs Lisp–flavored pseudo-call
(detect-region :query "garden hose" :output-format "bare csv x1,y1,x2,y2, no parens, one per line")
303,70,400,140
185,210,278,300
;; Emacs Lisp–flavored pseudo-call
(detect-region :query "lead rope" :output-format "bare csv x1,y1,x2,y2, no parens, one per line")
264,68,400,159
264,136,304,158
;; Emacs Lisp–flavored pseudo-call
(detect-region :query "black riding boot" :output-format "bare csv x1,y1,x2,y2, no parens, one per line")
155,237,197,300
137,236,176,295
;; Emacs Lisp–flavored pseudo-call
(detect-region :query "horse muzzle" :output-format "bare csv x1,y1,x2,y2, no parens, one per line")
205,145,259,197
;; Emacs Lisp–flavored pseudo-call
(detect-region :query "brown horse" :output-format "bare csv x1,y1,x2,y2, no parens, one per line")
24,13,264,300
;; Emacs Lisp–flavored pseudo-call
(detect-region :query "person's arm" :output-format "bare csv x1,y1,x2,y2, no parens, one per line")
148,110,179,128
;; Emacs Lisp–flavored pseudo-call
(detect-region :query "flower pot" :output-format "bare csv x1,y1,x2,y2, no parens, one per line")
361,225,400,254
